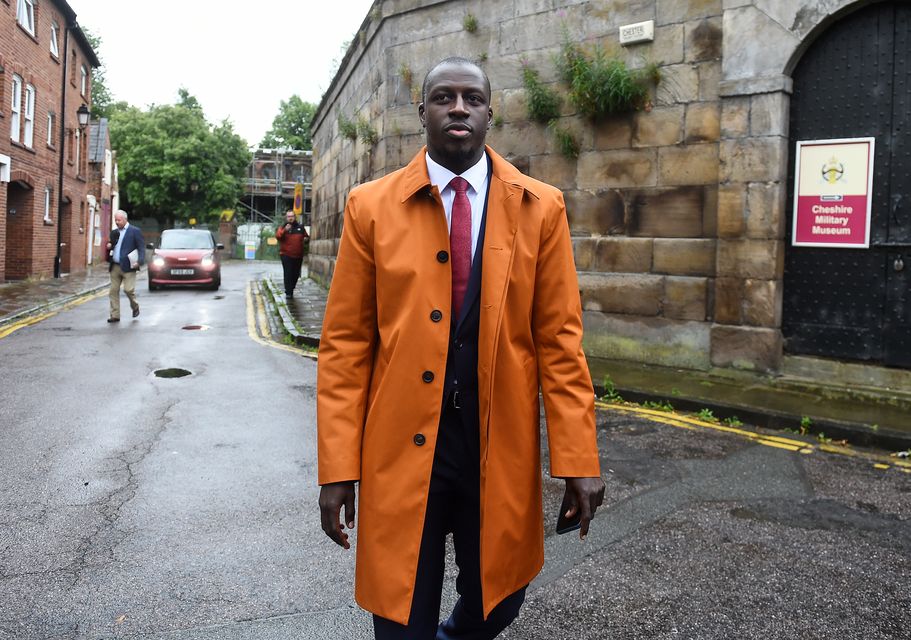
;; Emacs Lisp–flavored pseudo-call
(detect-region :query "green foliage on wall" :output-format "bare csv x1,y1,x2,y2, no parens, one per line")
338,113,358,140
556,33,660,118
521,66,561,124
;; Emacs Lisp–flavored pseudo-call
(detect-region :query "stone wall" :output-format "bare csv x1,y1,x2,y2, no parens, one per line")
310,0,874,373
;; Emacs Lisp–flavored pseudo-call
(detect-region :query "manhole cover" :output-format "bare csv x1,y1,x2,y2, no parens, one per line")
154,368,192,378
182,325,210,331
213,296,225,300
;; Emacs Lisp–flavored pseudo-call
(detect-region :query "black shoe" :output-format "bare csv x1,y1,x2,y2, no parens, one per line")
132,308,140,318
107,317,120,323
285,292,294,299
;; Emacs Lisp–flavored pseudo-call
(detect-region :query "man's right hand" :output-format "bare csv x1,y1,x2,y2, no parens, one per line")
319,481,356,549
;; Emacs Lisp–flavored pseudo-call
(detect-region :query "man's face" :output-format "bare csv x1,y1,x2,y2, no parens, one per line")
285,212,296,224
419,62,492,174
114,214,126,229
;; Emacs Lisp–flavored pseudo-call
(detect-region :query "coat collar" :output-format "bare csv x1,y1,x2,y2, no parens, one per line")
400,146,540,203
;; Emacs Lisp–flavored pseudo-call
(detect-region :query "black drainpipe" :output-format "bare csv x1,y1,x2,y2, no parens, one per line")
53,23,71,278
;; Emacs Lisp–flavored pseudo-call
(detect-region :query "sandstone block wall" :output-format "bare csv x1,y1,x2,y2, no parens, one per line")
310,0,871,373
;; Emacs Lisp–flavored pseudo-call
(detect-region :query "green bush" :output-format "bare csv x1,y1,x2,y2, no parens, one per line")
548,122,580,159
521,66,562,124
556,32,659,118
338,113,358,140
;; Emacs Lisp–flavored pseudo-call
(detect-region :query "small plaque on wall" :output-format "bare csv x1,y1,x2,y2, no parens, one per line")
620,20,654,45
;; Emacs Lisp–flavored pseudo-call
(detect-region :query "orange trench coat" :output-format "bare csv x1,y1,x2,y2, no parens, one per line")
317,146,601,624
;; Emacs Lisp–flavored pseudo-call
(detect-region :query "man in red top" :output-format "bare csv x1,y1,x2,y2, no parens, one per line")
275,210,309,297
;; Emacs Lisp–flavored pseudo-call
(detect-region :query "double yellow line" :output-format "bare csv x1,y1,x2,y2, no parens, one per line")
0,290,104,339
245,282,317,360
596,400,911,474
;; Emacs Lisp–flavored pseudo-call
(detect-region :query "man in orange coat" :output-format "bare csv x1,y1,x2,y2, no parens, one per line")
318,57,604,639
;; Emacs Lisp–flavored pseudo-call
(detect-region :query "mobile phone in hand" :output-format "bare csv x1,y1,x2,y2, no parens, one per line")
555,493,582,535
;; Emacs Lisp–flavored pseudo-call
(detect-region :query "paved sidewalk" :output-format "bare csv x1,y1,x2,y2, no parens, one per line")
0,266,113,325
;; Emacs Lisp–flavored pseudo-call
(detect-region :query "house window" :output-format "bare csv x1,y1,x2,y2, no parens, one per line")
44,186,53,223
75,129,82,173
23,84,35,148
17,0,35,36
10,75,22,143
50,21,60,57
47,111,55,146
80,66,88,96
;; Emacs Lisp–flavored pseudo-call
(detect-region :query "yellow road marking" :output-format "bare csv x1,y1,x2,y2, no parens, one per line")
0,291,104,339
245,282,316,360
596,400,910,469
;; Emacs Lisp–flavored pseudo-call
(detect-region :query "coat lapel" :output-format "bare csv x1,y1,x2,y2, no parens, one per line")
477,148,524,447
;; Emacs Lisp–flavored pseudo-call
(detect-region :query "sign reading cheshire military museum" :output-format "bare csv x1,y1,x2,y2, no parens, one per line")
793,137,875,248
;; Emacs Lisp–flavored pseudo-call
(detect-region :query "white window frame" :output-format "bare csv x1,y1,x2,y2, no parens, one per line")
17,0,35,36
75,128,81,173
23,84,35,148
80,66,88,97
44,186,53,223
50,21,60,57
10,75,22,143
104,149,113,185
47,112,55,146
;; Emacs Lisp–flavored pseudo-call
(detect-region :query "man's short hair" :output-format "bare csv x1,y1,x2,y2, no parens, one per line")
116,209,128,220
421,56,490,103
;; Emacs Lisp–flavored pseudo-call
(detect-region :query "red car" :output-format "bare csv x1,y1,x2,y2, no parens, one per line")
147,229,223,291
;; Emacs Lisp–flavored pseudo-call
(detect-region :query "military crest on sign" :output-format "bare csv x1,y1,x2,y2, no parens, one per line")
821,156,845,184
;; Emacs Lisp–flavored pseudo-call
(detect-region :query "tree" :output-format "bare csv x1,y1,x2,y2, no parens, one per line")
109,91,251,224
81,27,114,119
260,95,316,150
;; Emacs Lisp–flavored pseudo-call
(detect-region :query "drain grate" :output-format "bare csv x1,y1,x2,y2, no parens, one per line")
182,325,210,331
154,368,192,378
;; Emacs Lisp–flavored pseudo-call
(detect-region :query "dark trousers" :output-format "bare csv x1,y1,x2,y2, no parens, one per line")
280,254,303,296
373,402,526,640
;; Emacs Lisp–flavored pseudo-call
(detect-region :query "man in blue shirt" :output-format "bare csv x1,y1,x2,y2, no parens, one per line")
106,210,145,323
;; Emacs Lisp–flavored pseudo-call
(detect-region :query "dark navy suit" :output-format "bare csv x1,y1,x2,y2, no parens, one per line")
374,170,526,639
108,225,145,272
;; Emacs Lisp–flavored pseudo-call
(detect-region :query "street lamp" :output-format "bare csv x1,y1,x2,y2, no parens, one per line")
76,104,90,128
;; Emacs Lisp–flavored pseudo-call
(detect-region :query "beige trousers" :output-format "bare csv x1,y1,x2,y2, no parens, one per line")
109,265,138,319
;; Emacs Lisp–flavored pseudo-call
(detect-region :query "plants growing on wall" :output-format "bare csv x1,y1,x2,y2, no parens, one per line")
338,113,358,140
521,66,561,124
548,121,580,159
356,113,379,146
520,62,579,159
556,33,660,118
463,13,479,33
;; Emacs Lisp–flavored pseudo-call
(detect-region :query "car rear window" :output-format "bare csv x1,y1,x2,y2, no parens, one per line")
159,231,214,250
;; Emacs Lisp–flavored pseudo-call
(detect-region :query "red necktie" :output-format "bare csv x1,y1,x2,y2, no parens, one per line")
449,177,471,318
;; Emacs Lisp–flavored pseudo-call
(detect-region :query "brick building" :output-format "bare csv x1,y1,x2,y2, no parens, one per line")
309,0,910,383
1,0,99,281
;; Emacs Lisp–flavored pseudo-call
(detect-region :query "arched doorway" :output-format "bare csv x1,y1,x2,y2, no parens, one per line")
784,1,910,368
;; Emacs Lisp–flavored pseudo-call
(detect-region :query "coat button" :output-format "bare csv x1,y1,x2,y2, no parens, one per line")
413,433,426,446
422,371,434,383
436,250,449,263
430,310,443,322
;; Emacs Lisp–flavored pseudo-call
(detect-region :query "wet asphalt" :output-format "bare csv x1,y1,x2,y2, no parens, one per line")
0,261,908,639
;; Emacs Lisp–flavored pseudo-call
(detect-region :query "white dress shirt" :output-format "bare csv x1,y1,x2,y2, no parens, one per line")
425,152,489,262
113,222,130,263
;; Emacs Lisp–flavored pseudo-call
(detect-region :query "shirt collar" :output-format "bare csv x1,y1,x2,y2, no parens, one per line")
425,152,489,194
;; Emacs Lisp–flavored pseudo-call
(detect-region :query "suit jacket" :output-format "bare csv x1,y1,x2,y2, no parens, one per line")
317,146,600,624
108,225,145,272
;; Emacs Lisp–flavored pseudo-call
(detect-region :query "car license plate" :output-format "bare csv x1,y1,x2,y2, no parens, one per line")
171,268,194,275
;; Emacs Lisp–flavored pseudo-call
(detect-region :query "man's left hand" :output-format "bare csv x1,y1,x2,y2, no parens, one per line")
562,476,606,540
